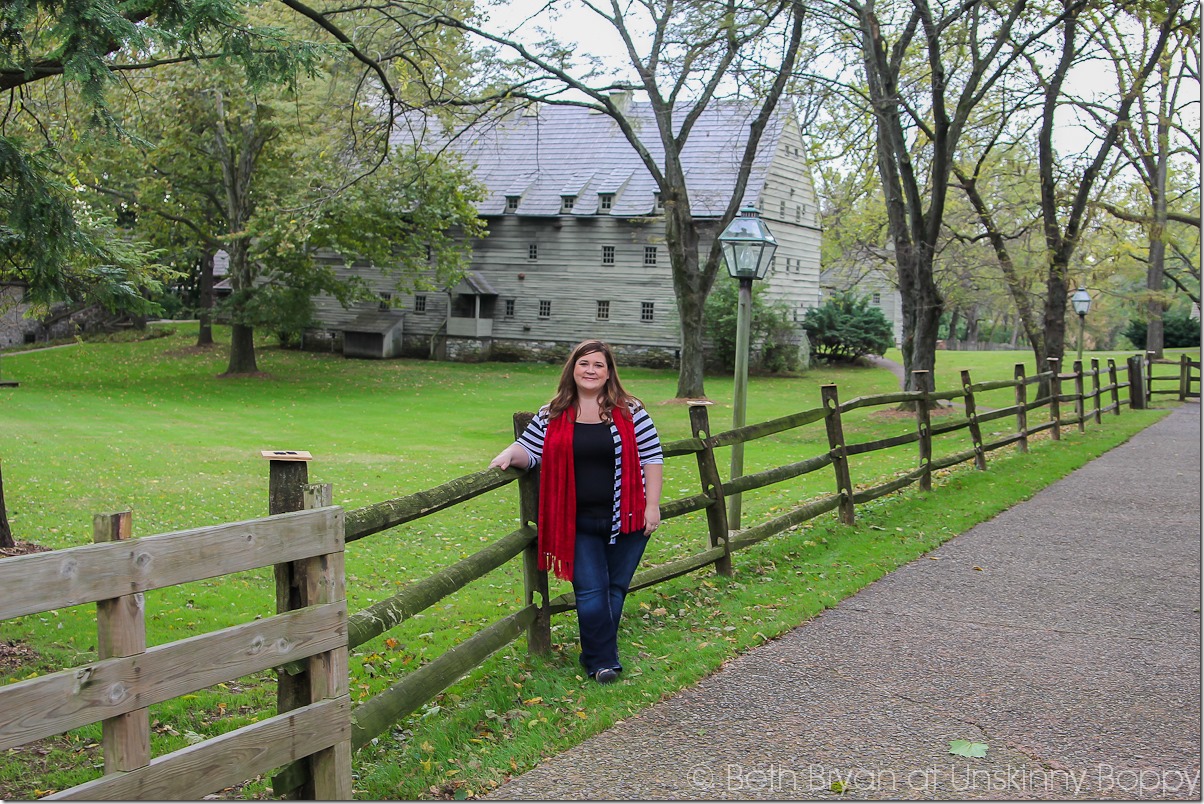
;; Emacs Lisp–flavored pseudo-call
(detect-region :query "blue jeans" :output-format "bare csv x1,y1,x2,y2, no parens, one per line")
572,513,649,676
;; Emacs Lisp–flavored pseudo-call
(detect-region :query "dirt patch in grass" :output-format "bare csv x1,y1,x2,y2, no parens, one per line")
0,540,49,558
0,639,38,673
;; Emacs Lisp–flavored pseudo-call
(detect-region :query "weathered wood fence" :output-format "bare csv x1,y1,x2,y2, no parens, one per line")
1143,351,1201,403
0,507,351,800
0,354,1185,799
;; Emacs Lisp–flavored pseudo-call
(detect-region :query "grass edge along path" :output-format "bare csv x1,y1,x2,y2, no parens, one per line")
357,406,1172,800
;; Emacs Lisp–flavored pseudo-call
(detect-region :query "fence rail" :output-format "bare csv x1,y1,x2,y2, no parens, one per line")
1,353,1189,799
0,508,351,800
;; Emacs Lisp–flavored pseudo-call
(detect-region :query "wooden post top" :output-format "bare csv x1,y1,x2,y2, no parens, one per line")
260,450,313,462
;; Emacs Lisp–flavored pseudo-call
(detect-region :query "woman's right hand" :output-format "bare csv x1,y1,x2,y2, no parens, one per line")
490,444,527,471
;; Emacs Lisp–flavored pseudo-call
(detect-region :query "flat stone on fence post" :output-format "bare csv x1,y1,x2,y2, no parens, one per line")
513,412,551,656
912,370,933,491
93,510,150,774
1014,363,1029,453
821,385,855,525
689,401,732,577
1047,358,1062,440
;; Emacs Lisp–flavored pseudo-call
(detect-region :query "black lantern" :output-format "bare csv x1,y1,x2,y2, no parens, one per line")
719,207,778,280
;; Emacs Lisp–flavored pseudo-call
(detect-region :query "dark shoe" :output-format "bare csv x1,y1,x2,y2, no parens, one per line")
594,667,618,684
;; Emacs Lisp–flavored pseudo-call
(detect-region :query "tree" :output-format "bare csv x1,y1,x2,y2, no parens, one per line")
802,290,893,362
804,0,1052,393
1,0,332,314
948,0,1193,377
1097,7,1201,357
60,0,487,374
417,0,807,398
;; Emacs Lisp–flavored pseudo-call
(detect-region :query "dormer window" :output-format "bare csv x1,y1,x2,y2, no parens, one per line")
561,195,576,213
598,193,614,212
505,196,520,213
653,191,663,211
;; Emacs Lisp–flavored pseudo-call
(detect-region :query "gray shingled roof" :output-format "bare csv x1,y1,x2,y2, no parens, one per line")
343,310,405,333
395,100,790,218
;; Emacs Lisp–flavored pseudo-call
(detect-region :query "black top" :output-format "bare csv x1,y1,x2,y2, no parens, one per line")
573,422,615,517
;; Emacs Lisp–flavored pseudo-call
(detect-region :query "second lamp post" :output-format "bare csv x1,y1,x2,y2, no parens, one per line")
718,206,778,530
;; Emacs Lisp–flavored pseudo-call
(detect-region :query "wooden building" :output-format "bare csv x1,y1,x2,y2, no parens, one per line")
307,96,823,365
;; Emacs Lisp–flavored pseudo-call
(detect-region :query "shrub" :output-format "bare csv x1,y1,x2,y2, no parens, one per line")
802,291,893,362
1123,311,1202,349
705,280,804,373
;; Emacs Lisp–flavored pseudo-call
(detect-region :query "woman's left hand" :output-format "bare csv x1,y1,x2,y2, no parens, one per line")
644,503,661,536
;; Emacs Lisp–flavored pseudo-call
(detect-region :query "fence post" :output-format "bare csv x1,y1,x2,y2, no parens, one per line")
303,492,352,800
1128,355,1146,410
821,384,855,525
1108,359,1121,416
960,369,987,470
94,510,150,775
1013,363,1029,453
1146,350,1157,405
913,370,932,492
1180,353,1191,401
689,402,733,577
264,449,315,800
513,412,551,656
1047,358,1062,440
1090,358,1102,424
1073,359,1086,433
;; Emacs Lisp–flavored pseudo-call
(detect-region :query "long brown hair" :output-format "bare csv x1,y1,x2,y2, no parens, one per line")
545,340,642,421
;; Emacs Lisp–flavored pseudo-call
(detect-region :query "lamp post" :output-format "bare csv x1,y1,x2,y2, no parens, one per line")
1071,286,1092,362
718,206,777,530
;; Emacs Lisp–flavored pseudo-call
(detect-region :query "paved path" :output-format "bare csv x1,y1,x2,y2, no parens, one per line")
492,403,1201,800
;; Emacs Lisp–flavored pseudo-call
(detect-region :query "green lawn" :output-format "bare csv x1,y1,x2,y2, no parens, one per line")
0,327,1183,799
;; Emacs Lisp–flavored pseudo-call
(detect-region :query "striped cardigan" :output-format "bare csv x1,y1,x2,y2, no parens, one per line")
515,402,664,541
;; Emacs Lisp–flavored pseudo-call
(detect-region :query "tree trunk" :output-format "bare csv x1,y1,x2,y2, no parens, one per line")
946,307,961,341
668,200,709,399
197,251,215,347
896,245,943,393
224,323,259,374
0,459,14,549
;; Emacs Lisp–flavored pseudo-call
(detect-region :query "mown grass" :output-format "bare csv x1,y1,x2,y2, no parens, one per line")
0,326,1184,799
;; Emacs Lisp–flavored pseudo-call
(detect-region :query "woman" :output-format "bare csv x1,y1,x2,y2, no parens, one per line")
490,340,663,684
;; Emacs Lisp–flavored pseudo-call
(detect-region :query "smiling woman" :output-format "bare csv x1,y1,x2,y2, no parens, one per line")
489,339,664,682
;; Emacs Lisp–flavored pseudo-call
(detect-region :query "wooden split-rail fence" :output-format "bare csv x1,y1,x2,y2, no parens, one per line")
0,354,1194,799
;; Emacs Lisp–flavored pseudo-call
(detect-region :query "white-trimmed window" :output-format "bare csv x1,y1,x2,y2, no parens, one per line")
597,300,610,320
561,195,576,213
539,299,551,318
599,193,614,211
505,196,520,213
653,191,663,210
641,301,654,322
872,292,881,305
602,245,615,265
644,246,657,266
414,295,426,313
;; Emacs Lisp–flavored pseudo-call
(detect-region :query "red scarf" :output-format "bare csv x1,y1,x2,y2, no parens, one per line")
538,405,646,581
